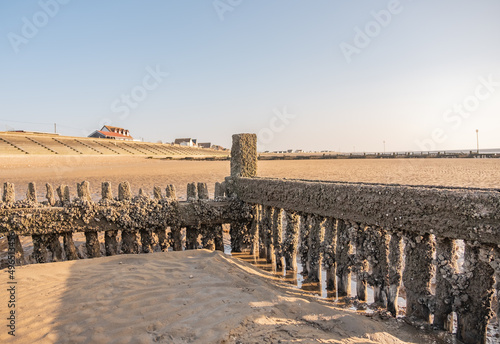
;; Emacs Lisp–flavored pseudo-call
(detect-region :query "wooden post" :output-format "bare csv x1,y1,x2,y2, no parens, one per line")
272,208,284,271
456,242,494,344
307,215,324,282
323,217,337,291
27,182,37,202
353,223,368,301
250,205,260,257
283,211,300,271
387,231,403,317
56,185,70,204
3,182,15,203
102,182,118,256
403,233,434,322
433,237,457,331
366,226,390,306
214,224,224,252
336,219,352,298
119,181,138,254
299,214,311,276
4,184,23,264
166,185,182,251
78,181,100,258
185,183,199,250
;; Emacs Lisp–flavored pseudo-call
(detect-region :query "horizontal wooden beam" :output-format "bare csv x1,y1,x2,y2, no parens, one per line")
0,200,246,236
231,177,500,245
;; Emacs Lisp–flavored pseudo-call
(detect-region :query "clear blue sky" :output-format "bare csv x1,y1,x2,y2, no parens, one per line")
1,0,499,152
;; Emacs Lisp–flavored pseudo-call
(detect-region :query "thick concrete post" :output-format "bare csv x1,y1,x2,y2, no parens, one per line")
283,211,300,271
322,217,337,291
336,219,352,298
403,233,435,323
433,237,457,331
230,133,257,178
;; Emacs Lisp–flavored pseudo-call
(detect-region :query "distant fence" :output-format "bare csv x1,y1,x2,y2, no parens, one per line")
1,133,499,344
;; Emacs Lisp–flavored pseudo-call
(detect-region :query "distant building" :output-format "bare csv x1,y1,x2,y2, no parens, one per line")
88,126,133,141
198,142,211,149
174,138,197,147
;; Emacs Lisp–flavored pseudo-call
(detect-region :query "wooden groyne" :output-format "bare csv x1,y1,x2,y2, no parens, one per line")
1,133,499,343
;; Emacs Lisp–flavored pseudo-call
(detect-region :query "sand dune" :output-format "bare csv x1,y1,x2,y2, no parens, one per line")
0,250,439,344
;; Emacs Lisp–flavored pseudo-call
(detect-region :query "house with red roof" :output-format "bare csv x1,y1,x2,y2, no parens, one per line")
88,126,133,141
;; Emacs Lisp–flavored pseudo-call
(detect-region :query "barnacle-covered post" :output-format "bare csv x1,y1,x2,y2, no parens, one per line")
336,219,352,297
229,133,257,254
119,181,139,254
433,237,457,331
166,184,182,251
153,186,169,252
139,189,155,253
198,182,214,250
272,207,284,270
456,242,495,344
283,210,300,271
299,214,311,276
3,183,24,264
403,233,434,322
387,231,403,316
322,217,337,291
249,204,260,257
353,222,368,301
185,183,199,250
45,183,63,261
57,184,78,260
101,182,118,256
307,215,324,282
78,181,100,258
366,226,390,306
28,183,47,263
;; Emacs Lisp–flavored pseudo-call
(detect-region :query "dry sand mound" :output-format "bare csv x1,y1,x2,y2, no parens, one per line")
1,250,437,344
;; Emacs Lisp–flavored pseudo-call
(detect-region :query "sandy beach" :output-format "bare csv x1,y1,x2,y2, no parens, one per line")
0,250,441,344
0,156,498,201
